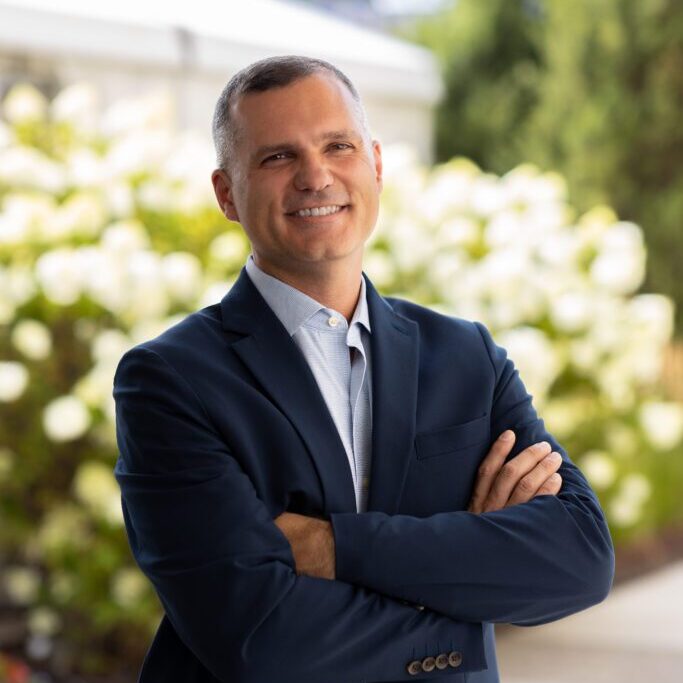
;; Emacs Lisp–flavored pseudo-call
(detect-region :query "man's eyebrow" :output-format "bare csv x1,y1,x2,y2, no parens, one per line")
252,130,362,160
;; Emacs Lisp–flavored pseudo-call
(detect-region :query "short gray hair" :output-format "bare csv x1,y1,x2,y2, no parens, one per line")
212,55,371,173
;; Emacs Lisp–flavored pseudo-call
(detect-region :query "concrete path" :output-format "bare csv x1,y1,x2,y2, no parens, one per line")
495,561,683,682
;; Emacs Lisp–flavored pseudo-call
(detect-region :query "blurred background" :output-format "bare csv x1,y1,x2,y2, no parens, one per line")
1,0,682,681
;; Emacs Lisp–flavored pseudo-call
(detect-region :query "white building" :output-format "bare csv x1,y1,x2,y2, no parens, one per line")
0,0,443,163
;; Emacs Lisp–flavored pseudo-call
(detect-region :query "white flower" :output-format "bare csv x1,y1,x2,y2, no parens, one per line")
579,450,617,489
388,216,433,271
103,182,134,217
549,291,593,333
162,251,202,302
536,230,581,269
469,174,504,217
100,219,150,253
0,361,29,401
50,82,99,134
0,146,65,193
620,472,652,503
91,329,131,364
609,496,641,527
3,566,41,604
541,397,590,439
638,400,683,450
0,119,13,148
0,192,56,245
209,231,249,268
589,249,645,294
198,280,231,308
105,130,171,177
590,221,646,294
42,395,91,442
4,264,37,306
72,460,123,525
101,91,174,137
436,216,479,250
28,607,61,636
609,472,652,527
605,422,638,458
627,294,675,344
125,252,169,319
11,319,52,360
364,249,397,289
137,179,175,211
494,327,562,403
45,192,106,241
76,246,128,314
3,83,47,122
37,503,90,552
111,568,149,608
35,248,82,306
128,315,184,345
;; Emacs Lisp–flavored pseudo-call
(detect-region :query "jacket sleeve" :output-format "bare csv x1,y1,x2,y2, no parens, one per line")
113,344,488,683
330,321,615,627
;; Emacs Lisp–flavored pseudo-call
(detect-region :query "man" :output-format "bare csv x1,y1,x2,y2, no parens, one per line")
113,55,614,683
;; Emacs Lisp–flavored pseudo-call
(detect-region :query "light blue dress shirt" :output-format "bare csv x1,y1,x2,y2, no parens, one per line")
244,254,373,512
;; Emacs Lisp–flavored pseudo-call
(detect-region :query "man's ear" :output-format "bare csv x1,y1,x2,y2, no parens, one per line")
372,139,383,193
211,168,240,222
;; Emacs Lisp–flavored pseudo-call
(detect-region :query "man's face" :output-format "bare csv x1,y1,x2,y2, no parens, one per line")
212,73,383,276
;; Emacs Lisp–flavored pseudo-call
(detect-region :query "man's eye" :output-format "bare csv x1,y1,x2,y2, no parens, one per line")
331,143,352,151
265,153,288,162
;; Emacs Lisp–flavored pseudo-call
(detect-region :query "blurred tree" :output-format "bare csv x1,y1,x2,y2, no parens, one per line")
401,0,683,335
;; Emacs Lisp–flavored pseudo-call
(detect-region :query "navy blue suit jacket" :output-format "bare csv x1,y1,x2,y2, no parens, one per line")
113,265,614,682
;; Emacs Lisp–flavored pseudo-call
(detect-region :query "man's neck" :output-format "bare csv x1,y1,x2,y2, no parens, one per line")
252,254,363,323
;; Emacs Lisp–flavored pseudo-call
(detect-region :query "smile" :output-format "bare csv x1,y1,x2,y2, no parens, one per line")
288,205,348,217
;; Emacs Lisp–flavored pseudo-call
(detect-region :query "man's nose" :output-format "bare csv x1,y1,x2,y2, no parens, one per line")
293,154,333,192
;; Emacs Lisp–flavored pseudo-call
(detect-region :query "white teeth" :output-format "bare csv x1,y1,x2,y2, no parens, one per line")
293,205,344,217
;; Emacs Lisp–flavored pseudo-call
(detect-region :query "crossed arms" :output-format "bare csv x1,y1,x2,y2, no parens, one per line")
113,322,614,683
274,430,565,583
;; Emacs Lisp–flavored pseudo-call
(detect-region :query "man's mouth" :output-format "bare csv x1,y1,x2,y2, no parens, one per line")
286,204,349,218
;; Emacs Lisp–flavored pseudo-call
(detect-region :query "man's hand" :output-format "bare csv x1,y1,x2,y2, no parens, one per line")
468,430,563,514
274,511,336,580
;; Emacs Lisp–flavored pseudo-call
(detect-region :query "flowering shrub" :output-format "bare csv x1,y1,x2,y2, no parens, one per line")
1,82,682,674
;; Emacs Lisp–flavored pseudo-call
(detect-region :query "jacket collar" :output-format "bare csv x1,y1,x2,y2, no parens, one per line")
220,265,419,515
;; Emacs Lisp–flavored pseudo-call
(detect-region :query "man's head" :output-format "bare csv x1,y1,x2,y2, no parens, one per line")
210,55,383,279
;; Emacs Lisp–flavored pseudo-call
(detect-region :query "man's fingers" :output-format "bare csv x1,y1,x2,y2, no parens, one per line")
536,472,562,496
506,452,563,507
480,440,553,512
468,430,516,513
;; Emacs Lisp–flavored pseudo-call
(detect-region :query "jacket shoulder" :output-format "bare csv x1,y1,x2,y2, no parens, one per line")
383,295,485,341
116,303,224,370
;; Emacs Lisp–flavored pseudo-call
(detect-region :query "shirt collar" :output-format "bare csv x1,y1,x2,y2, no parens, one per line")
244,253,371,337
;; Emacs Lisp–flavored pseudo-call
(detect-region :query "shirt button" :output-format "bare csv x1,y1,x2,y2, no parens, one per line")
328,316,339,327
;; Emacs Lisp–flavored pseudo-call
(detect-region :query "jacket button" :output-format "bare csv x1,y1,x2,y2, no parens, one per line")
421,656,436,672
448,651,463,668
406,660,422,675
415,603,425,610
435,653,449,670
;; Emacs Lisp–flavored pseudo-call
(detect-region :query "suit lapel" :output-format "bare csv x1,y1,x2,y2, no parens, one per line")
220,266,419,516
364,276,419,514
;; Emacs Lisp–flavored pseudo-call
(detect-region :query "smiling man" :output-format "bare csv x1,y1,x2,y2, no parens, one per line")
113,55,614,683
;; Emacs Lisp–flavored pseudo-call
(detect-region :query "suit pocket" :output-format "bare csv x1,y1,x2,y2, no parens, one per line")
415,413,490,460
